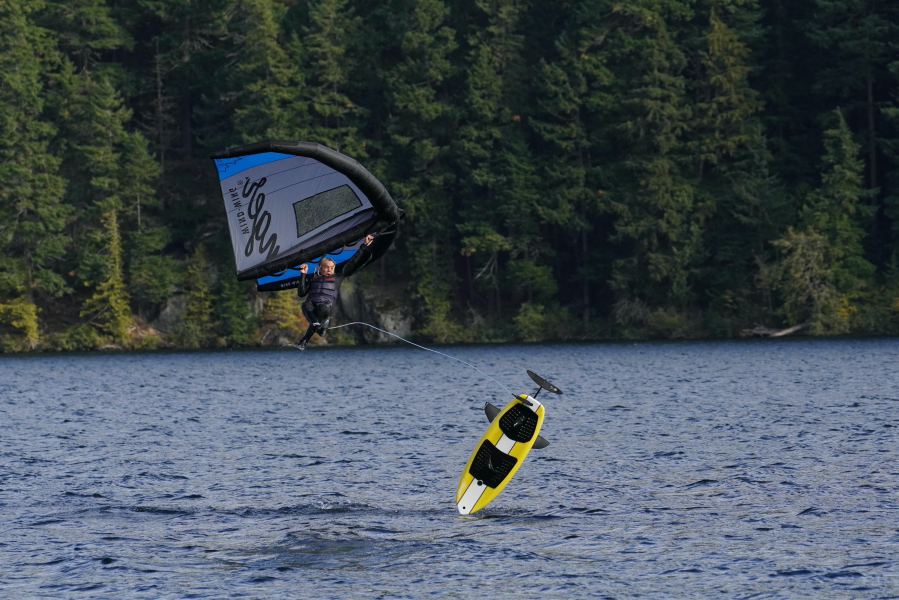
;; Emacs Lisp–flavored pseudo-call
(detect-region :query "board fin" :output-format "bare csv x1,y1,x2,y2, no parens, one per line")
483,402,549,449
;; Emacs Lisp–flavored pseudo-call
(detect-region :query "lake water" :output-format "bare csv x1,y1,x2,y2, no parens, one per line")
1,339,897,598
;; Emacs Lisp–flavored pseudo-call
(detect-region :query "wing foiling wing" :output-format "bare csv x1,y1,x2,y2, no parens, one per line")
211,141,400,281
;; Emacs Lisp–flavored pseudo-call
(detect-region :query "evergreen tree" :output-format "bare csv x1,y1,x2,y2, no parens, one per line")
881,58,899,265
260,291,304,343
801,110,874,293
766,227,840,333
605,2,697,322
226,0,305,141
40,0,131,73
768,110,874,333
57,69,159,318
0,0,70,348
689,2,783,332
178,245,215,348
380,0,460,341
0,299,40,351
454,0,544,323
528,0,615,327
127,226,180,316
218,276,257,346
297,0,366,156
127,0,231,160
80,210,133,345
808,0,899,190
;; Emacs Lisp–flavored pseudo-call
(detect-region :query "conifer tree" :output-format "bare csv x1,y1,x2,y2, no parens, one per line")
689,2,783,329
881,58,899,266
527,0,615,326
454,0,542,321
57,69,159,322
809,0,899,189
298,0,366,157
218,276,257,346
260,291,305,343
40,0,131,73
226,0,305,141
380,0,460,340
768,110,874,333
0,0,70,348
0,299,40,351
127,227,180,315
801,110,874,293
605,2,697,316
179,245,215,348
80,210,133,346
125,0,231,163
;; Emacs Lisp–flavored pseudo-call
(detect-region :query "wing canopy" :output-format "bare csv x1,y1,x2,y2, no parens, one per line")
211,141,400,281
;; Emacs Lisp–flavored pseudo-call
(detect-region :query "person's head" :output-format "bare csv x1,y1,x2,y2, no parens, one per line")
317,258,336,277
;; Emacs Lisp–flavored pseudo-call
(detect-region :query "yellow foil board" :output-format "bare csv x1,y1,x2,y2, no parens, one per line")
455,394,545,515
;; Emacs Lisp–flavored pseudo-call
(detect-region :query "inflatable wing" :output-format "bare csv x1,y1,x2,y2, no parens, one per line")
211,141,400,282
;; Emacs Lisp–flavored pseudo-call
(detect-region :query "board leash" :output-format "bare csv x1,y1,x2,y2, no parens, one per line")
328,321,517,399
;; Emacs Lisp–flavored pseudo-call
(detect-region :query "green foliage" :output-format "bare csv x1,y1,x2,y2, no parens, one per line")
0,0,71,301
298,0,366,156
0,298,41,351
226,0,304,141
3,0,899,351
801,110,875,291
513,302,549,343
765,227,844,333
178,245,215,348
40,0,132,72
606,2,698,309
380,0,459,334
218,276,257,346
127,227,180,308
50,322,104,351
765,111,874,334
259,290,304,345
80,210,134,346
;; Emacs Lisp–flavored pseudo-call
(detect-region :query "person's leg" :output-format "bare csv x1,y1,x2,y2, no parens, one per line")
314,303,332,336
297,301,318,348
301,300,318,326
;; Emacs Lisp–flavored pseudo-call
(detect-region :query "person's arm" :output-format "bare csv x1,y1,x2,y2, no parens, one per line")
337,235,376,277
297,264,310,297
339,228,397,277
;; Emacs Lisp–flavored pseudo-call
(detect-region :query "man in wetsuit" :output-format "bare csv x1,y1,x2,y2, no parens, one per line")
295,232,387,349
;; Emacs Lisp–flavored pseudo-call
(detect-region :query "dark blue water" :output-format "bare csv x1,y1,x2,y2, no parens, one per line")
1,339,897,598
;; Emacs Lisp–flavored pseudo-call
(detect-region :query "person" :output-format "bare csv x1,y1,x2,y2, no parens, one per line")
295,233,380,349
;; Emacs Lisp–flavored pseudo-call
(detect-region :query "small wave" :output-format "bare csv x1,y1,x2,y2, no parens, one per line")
797,507,827,517
823,571,863,579
63,491,106,499
653,451,685,458
842,561,888,568
772,569,816,577
685,479,718,488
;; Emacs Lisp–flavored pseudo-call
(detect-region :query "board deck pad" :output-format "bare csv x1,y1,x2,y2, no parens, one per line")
469,440,518,488
498,404,539,442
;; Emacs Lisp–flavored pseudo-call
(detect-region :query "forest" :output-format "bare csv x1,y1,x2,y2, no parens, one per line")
2,0,899,352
